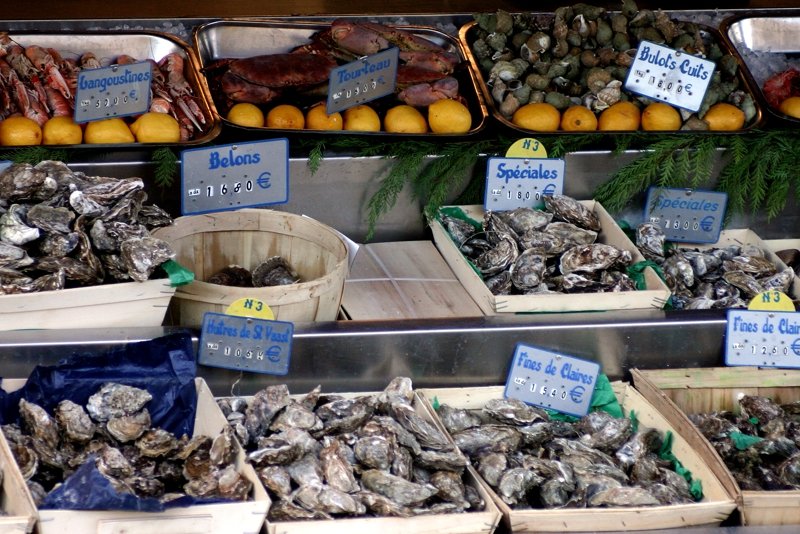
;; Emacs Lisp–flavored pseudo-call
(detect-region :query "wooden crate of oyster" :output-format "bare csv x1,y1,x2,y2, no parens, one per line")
3,377,269,534
0,426,37,533
633,367,800,526
429,202,671,315
218,383,501,534
417,384,736,532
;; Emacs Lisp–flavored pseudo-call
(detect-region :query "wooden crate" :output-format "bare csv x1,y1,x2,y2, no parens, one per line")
341,241,484,320
430,203,671,315
0,426,36,533
4,378,269,534
417,384,736,532
0,278,176,331
633,367,800,526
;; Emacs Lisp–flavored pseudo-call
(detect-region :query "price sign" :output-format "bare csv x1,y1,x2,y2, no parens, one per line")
504,343,599,417
327,47,399,114
624,40,715,112
484,157,564,211
198,312,293,375
644,187,727,243
181,139,289,216
74,61,151,122
725,309,800,368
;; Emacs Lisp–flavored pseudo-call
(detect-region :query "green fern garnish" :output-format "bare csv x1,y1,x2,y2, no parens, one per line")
152,147,178,189
0,146,68,164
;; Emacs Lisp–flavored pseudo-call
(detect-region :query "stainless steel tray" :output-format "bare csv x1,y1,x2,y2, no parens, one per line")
2,31,220,147
192,19,488,138
460,17,764,135
721,13,800,127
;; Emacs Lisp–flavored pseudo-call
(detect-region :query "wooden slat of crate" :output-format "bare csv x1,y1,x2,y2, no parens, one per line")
0,424,36,532
341,241,484,319
417,384,736,532
632,367,800,526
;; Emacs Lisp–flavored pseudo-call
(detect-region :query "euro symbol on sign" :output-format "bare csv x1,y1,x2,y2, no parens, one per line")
700,215,715,232
543,183,557,196
569,385,586,404
791,338,800,356
129,90,137,99
257,172,272,189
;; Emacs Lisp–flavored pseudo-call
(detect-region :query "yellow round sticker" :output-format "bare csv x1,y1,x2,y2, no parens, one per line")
505,138,548,158
225,297,275,320
748,290,796,312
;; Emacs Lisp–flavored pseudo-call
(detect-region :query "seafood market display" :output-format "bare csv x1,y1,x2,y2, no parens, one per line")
217,377,488,521
200,19,479,134
207,256,299,287
434,396,700,508
690,394,800,491
763,67,800,119
634,224,796,309
0,160,175,293
466,2,759,131
3,383,252,506
0,32,211,145
440,195,639,296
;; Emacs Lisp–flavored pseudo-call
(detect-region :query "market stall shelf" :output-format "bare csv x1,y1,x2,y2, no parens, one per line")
418,384,737,532
632,367,800,526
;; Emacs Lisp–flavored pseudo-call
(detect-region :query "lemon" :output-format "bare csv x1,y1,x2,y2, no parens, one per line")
427,98,472,134
560,105,598,131
0,116,42,146
641,102,682,131
343,105,381,132
511,102,560,131
384,105,428,133
702,103,746,131
598,101,641,131
227,103,265,127
84,117,135,144
305,103,343,131
42,116,83,145
129,112,181,143
266,104,305,129
779,96,800,119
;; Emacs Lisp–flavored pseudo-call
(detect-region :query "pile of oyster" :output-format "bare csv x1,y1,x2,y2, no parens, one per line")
437,397,697,508
208,256,299,287
441,195,638,295
3,383,251,506
689,394,800,490
470,1,757,128
635,223,795,309
0,160,175,294
217,377,486,520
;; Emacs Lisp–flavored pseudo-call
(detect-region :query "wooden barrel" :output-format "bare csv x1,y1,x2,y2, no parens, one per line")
153,209,348,325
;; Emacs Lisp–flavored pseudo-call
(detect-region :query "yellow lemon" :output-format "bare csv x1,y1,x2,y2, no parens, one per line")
702,102,746,131
560,105,598,131
511,102,560,131
84,117,135,144
598,101,641,131
384,104,428,133
129,112,181,143
343,105,381,132
779,96,800,119
305,103,343,131
641,102,682,131
266,104,305,129
0,116,42,146
427,98,472,134
42,116,83,145
227,103,265,127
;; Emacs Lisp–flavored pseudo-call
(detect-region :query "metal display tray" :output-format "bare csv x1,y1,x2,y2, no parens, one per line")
459,17,765,135
721,13,800,127
193,18,488,138
1,30,221,147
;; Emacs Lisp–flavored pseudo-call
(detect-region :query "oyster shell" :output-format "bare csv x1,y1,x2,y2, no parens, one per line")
253,256,300,287
543,195,601,231
86,383,153,422
55,400,96,443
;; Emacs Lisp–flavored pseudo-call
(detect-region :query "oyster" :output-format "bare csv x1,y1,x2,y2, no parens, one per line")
560,243,632,275
55,400,96,443
361,469,438,506
543,195,601,231
86,383,153,422
106,409,151,443
253,256,300,287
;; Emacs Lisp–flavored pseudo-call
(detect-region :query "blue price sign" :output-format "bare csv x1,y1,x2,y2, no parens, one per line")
725,309,800,369
326,47,399,114
504,343,600,417
181,139,289,215
74,61,151,122
644,187,727,243
198,312,293,375
484,157,564,211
